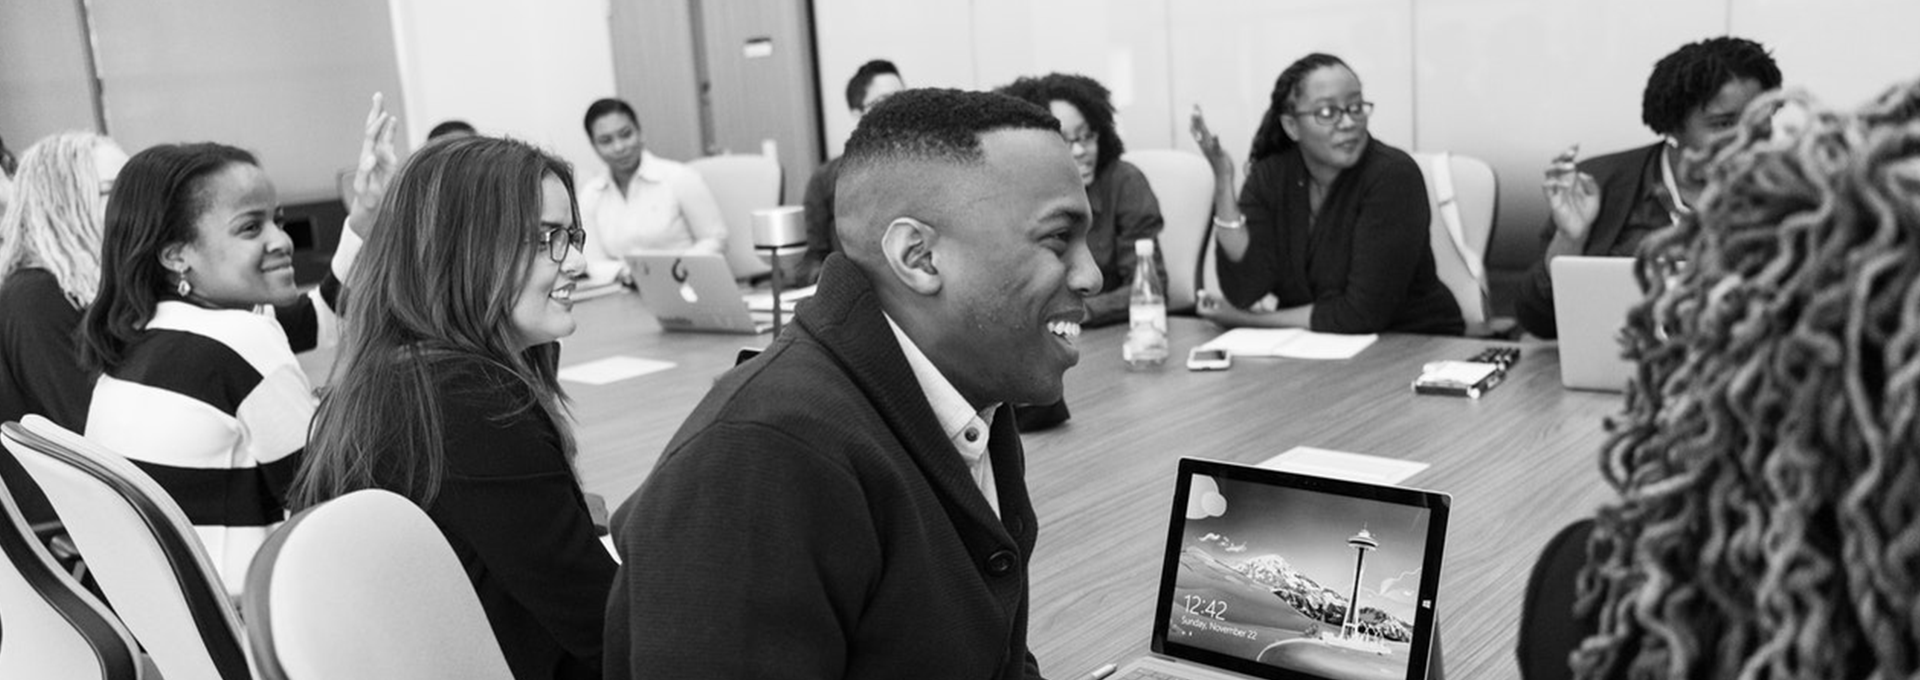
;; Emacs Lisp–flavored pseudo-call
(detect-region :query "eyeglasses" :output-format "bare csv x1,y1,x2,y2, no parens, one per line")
534,224,585,263
1291,101,1375,125
1062,130,1098,149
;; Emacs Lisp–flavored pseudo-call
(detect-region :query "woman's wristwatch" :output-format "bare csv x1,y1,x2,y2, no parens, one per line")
1212,215,1246,230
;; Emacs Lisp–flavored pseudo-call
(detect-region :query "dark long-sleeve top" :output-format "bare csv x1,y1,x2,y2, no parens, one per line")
606,254,1044,680
421,356,615,680
0,268,91,527
1513,142,1668,338
1216,139,1463,335
1083,159,1169,327
794,155,845,287
0,267,90,431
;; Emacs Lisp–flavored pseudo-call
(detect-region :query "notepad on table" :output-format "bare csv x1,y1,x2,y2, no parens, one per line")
558,355,676,385
744,284,817,313
1197,328,1377,360
1257,446,1430,486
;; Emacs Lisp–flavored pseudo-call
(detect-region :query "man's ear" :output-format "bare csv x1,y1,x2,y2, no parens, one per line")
879,217,940,295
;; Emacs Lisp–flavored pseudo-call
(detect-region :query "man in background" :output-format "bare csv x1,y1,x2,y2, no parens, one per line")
793,59,905,285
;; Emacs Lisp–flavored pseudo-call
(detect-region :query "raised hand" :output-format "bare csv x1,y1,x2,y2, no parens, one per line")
1190,104,1234,179
1542,144,1600,241
348,92,400,238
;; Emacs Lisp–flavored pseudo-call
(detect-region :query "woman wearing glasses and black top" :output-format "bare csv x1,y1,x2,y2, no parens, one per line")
291,136,613,680
1192,53,1462,335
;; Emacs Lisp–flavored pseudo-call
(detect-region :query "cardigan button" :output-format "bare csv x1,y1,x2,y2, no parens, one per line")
986,549,1017,577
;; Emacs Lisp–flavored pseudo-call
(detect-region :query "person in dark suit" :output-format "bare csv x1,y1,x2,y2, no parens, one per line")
1513,37,1780,338
605,88,1101,680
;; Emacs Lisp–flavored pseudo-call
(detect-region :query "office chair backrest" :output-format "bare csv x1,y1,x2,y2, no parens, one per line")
688,154,782,282
2,416,252,680
1413,152,1499,325
0,452,142,680
243,489,513,680
1124,149,1216,312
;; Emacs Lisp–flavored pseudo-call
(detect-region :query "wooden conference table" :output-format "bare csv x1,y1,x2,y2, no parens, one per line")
299,291,1623,679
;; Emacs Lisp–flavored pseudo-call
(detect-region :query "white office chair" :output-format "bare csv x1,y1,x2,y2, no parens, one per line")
2,416,253,680
1123,149,1216,312
0,453,144,680
688,154,782,282
242,489,513,680
1412,152,1499,328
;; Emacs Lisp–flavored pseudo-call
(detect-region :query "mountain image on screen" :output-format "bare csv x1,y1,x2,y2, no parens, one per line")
1172,546,1415,680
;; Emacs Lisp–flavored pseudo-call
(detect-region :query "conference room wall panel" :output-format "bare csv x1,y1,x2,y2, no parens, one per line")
388,0,616,185
1728,0,1920,111
0,1,97,147
967,0,1176,158
88,0,407,204
813,0,981,158
1167,0,1417,175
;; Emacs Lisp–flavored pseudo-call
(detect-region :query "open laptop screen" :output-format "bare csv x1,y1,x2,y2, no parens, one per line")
1154,458,1449,680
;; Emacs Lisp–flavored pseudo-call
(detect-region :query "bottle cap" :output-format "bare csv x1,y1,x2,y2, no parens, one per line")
1135,239,1155,257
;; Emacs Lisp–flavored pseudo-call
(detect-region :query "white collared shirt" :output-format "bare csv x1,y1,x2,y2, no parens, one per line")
885,314,1001,518
580,150,730,261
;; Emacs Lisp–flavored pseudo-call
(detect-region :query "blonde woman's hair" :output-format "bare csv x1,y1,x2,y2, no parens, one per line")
0,132,115,308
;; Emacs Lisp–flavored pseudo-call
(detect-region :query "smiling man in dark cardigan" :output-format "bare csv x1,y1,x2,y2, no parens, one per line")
605,88,1103,680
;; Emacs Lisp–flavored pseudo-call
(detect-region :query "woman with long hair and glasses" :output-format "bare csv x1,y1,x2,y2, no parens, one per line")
1559,79,1920,678
75,100,396,594
1191,53,1461,335
291,136,612,680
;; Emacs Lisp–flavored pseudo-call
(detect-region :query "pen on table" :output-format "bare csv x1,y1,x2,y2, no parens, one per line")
1085,662,1118,680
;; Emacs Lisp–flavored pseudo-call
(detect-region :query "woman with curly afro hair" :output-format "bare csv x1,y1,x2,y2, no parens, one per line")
1520,76,1920,678
1515,37,1781,338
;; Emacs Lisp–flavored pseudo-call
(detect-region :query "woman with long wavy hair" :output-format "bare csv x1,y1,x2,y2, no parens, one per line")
291,136,612,680
1572,77,1920,678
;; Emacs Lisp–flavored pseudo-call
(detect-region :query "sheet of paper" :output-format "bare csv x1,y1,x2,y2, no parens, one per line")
1197,328,1377,360
744,284,818,313
1257,446,1430,486
558,355,676,386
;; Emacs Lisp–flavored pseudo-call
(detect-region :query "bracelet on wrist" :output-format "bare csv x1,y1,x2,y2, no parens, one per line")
1212,216,1246,230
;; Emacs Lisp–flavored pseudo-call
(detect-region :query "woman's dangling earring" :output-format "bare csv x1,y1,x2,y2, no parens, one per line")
175,273,192,297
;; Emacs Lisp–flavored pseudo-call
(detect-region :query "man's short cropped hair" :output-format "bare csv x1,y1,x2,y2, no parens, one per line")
839,88,1059,175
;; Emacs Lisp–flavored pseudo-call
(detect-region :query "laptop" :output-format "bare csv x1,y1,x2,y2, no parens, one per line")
626,253,771,335
1548,256,1640,392
1109,457,1451,680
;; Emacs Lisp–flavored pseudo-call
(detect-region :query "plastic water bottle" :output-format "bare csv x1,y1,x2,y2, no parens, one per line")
1123,239,1169,369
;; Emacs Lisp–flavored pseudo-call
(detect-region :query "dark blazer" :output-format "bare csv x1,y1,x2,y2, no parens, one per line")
427,358,615,680
1513,143,1665,338
1217,139,1463,335
606,254,1044,680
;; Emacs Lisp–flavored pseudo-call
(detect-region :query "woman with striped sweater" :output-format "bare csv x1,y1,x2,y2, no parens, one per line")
75,104,396,593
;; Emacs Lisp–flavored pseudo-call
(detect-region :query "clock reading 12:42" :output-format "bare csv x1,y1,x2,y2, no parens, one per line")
1181,594,1228,620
